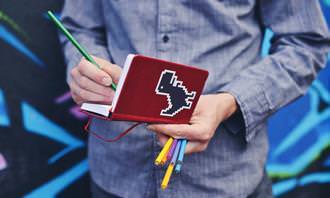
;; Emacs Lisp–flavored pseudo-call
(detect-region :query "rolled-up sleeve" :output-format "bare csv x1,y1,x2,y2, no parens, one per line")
59,0,110,83
220,0,330,142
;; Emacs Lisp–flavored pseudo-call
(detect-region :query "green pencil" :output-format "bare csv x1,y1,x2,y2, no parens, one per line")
47,10,117,91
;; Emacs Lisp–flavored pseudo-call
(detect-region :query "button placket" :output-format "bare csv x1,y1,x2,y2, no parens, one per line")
157,1,176,54
155,2,178,197
162,34,169,43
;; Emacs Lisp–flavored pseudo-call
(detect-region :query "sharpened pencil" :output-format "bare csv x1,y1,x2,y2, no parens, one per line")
47,10,117,91
155,137,174,165
161,163,174,190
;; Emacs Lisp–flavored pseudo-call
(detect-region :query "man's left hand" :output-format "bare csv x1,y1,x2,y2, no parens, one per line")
147,93,238,154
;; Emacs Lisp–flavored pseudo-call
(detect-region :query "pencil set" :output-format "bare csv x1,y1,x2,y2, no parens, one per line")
155,138,188,189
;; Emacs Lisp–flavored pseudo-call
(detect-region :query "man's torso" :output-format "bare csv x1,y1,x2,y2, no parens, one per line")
89,1,269,197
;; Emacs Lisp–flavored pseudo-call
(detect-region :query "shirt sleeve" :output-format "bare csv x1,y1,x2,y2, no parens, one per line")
59,0,110,83
220,0,330,142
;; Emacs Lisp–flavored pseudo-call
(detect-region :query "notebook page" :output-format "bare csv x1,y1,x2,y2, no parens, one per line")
112,54,135,111
80,103,112,117
80,54,135,116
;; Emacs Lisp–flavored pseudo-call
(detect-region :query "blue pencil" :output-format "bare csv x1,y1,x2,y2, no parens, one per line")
175,139,187,173
170,140,182,165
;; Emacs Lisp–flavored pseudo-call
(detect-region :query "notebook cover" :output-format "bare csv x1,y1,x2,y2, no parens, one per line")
111,55,209,124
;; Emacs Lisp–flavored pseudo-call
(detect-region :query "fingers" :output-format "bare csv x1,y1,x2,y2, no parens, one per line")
185,141,208,154
147,123,210,141
71,91,83,105
93,56,122,84
154,135,208,155
72,68,114,97
69,80,112,105
69,56,122,105
74,58,113,86
147,124,186,139
156,133,170,147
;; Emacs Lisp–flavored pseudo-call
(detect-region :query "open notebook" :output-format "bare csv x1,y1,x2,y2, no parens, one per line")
81,54,209,124
81,54,135,117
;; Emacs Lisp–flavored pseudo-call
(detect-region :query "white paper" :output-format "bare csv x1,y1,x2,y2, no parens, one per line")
81,103,112,117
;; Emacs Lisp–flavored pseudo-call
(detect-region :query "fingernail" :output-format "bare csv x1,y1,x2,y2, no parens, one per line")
102,77,112,86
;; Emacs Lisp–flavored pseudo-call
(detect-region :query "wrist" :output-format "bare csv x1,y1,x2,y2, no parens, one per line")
215,93,238,121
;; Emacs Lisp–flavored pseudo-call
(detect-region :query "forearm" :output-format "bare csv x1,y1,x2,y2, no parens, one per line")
220,0,330,141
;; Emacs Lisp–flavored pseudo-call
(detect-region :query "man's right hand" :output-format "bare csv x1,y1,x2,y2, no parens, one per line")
69,56,122,105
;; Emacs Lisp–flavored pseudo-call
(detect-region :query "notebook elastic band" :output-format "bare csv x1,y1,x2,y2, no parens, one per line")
84,117,141,142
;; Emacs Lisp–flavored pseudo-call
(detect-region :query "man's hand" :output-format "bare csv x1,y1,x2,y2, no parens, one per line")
69,56,122,105
147,93,238,154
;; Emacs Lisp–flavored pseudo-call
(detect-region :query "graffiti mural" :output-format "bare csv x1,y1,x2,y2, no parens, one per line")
0,0,329,197
0,0,89,197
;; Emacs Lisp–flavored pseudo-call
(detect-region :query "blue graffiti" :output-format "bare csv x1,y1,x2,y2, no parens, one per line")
0,25,44,67
267,132,329,176
264,2,330,196
273,172,330,196
24,159,88,198
0,89,10,126
324,0,330,6
324,156,330,167
21,102,84,164
272,81,330,158
321,0,330,25
267,80,330,176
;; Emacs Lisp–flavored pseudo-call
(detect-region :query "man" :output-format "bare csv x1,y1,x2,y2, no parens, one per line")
60,1,330,197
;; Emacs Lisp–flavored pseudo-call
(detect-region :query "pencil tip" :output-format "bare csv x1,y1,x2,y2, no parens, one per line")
175,165,181,173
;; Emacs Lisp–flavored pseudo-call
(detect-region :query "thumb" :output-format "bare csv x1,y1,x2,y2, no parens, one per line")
93,56,122,84
156,133,170,147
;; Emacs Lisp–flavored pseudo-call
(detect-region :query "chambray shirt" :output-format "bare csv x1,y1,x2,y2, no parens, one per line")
60,1,330,197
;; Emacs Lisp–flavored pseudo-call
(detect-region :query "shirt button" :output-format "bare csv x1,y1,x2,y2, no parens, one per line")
162,35,169,43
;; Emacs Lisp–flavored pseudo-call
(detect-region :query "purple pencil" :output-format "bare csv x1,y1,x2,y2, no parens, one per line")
167,139,178,160
170,140,182,165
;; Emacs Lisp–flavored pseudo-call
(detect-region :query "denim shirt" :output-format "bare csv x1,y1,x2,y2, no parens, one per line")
60,1,330,197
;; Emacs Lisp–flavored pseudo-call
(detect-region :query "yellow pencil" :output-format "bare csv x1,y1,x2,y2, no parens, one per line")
161,163,174,190
160,148,170,165
155,137,174,165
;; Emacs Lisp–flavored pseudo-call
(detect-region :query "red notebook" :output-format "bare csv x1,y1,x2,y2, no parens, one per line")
81,54,209,124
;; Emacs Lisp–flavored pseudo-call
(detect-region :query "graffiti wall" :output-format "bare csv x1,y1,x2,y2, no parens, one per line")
0,0,329,197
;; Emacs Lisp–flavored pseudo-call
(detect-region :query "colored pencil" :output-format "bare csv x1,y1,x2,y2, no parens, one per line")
160,149,170,165
170,140,182,165
160,138,176,165
155,137,174,165
161,163,174,190
166,139,178,160
47,10,116,91
175,139,187,173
